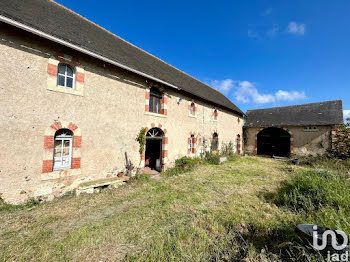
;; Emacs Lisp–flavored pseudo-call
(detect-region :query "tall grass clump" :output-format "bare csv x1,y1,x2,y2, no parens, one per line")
220,141,235,156
0,197,40,212
163,156,203,177
297,155,350,174
274,169,350,213
203,151,221,165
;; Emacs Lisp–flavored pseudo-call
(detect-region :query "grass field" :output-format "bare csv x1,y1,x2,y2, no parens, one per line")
0,156,349,261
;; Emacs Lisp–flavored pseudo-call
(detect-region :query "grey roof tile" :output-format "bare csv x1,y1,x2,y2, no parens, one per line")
244,100,343,127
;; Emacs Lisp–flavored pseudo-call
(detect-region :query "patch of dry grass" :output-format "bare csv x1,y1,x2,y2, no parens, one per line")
0,156,308,261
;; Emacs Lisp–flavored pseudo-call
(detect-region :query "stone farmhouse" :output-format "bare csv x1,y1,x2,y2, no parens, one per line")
0,1,344,203
0,0,244,203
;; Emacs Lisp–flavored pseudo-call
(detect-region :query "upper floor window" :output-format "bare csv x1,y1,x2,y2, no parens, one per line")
190,102,196,116
149,87,162,113
53,129,73,170
57,64,75,89
213,109,218,120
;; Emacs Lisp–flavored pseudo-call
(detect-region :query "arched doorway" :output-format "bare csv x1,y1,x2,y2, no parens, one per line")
145,128,164,171
257,127,291,157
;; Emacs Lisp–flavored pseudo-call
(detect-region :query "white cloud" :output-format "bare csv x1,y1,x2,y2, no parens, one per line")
235,81,275,104
344,110,350,122
211,79,306,105
287,22,306,35
275,90,306,101
211,79,234,94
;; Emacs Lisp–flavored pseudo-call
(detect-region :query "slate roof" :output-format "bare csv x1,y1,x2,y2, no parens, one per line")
244,100,343,127
0,0,243,115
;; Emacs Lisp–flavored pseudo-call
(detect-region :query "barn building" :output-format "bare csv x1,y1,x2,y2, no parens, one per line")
0,0,244,203
244,100,344,157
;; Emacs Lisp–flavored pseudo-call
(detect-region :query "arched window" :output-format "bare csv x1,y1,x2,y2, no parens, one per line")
211,132,219,151
57,64,75,88
190,102,195,116
53,129,73,170
213,109,218,120
149,87,162,113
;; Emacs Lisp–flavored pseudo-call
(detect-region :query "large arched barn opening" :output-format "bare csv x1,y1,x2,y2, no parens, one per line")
257,127,291,157
145,128,164,171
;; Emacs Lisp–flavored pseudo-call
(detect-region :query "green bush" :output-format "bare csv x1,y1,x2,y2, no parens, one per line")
164,156,203,177
203,151,220,165
274,169,350,212
220,141,235,156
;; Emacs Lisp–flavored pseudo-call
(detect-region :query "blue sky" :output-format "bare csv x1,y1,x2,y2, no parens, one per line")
56,0,350,120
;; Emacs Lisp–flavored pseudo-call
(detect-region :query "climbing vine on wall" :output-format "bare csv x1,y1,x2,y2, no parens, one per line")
329,119,350,159
136,127,146,153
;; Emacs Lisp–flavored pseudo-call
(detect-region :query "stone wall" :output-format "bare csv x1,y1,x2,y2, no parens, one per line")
0,24,243,203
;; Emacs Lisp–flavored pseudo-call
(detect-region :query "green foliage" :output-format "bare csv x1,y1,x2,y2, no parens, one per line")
203,151,220,165
0,197,40,212
297,155,350,174
328,125,350,159
220,141,235,156
274,169,350,213
164,156,203,177
135,127,146,154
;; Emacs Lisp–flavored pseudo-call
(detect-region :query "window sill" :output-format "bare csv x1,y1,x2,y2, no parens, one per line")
47,85,84,96
188,114,197,118
41,168,81,181
145,111,167,118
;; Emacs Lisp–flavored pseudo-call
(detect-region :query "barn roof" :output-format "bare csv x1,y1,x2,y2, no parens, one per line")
0,0,243,115
244,100,343,127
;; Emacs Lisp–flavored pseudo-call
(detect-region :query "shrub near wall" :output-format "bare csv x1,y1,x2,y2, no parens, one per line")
329,119,350,159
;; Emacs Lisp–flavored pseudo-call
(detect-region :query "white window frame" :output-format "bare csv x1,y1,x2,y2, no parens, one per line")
57,64,76,89
53,135,73,170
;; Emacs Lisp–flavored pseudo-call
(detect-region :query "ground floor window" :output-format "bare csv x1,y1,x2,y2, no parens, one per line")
53,129,73,170
236,134,241,153
211,132,219,151
189,134,195,154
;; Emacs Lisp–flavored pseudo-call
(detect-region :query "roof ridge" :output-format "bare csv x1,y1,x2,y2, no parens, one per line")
247,100,342,112
50,0,221,95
